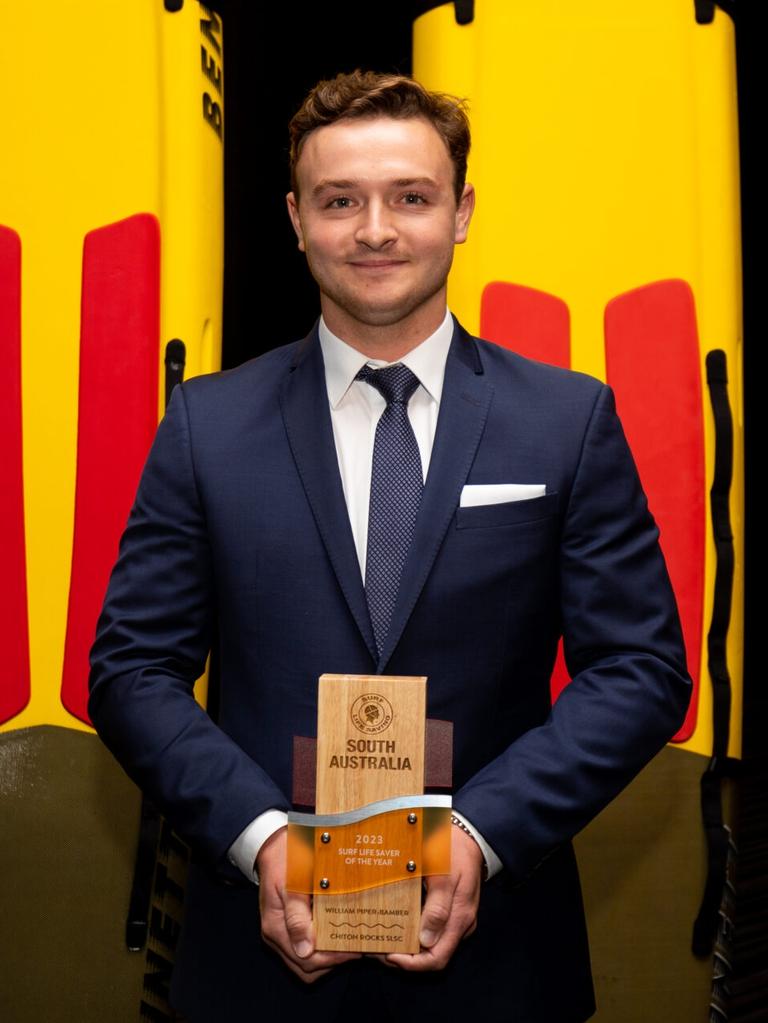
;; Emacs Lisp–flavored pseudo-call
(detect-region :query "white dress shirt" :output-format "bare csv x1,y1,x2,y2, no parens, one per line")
229,310,502,880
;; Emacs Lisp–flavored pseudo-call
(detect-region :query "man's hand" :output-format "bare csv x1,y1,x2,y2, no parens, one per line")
257,826,361,983
383,823,483,972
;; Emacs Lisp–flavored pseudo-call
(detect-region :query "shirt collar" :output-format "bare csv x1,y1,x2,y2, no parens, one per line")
319,309,454,410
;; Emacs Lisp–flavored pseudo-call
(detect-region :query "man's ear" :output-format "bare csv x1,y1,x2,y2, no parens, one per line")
286,192,306,252
454,183,475,245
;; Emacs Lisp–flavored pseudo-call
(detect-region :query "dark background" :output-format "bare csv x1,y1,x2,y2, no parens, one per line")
216,1,416,363
211,0,761,759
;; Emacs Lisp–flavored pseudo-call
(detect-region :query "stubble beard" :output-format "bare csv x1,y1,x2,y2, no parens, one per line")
309,254,454,333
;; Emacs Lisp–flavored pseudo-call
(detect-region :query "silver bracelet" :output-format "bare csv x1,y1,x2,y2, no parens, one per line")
451,813,474,839
451,814,489,879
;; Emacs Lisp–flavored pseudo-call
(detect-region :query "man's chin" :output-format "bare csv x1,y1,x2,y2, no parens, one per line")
323,291,446,332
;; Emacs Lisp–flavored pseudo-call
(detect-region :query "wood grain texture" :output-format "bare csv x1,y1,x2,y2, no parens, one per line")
314,674,427,952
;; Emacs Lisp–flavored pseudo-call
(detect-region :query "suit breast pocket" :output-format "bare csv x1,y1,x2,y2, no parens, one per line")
455,492,559,530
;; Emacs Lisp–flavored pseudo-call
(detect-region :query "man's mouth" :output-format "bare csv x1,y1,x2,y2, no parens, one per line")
348,258,407,270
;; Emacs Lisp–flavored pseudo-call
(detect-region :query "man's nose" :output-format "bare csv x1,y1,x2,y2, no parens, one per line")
354,201,397,248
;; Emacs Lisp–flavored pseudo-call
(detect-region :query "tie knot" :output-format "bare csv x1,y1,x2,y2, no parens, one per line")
357,363,421,406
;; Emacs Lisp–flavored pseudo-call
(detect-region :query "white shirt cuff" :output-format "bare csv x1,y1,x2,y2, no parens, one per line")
452,809,503,879
228,809,288,884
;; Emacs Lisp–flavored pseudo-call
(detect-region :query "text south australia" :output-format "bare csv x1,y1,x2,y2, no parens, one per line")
329,739,412,771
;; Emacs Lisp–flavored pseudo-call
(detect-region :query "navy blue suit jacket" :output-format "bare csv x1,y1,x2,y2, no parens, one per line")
89,320,690,1021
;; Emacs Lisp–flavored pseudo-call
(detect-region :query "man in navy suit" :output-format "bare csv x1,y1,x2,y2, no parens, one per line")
89,72,690,1021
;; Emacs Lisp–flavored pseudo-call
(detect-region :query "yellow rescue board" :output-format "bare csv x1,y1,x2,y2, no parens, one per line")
414,0,743,759
0,1,224,733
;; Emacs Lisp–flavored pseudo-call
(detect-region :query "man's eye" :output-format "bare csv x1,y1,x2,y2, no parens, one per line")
402,193,427,205
328,196,353,209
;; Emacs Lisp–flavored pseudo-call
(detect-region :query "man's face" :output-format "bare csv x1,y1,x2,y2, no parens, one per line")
286,116,474,346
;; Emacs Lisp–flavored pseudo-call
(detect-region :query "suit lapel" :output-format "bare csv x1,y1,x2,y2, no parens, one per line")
279,326,377,661
279,322,493,672
378,323,493,670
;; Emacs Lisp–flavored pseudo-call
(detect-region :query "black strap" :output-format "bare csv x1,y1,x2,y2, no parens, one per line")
164,339,186,409
694,1,737,26
706,351,735,763
125,340,187,951
692,350,735,957
126,798,163,951
454,0,475,25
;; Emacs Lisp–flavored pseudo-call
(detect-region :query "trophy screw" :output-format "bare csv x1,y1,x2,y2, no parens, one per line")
319,878,330,889
406,860,417,873
320,832,331,844
407,813,418,824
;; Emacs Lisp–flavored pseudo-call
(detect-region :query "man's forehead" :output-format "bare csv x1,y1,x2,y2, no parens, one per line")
303,114,447,151
294,115,452,180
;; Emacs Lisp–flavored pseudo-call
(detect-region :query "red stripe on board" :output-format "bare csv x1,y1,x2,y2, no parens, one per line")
605,280,705,742
480,281,571,369
0,226,31,725
549,643,570,703
61,214,160,724
480,281,572,701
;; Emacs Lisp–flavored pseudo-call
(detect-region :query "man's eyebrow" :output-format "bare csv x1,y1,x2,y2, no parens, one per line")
392,177,439,189
311,179,357,197
310,176,440,198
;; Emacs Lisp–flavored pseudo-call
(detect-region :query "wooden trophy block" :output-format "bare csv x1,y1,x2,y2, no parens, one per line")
313,673,427,953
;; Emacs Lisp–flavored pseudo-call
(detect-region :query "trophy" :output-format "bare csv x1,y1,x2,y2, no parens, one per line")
286,674,452,953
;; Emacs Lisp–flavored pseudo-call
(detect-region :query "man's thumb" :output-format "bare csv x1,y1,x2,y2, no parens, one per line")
283,891,314,958
419,876,453,948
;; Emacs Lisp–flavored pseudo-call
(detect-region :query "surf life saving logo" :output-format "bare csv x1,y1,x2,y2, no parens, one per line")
350,693,393,735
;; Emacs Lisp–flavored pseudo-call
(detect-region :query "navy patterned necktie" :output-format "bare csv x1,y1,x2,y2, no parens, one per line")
357,363,424,658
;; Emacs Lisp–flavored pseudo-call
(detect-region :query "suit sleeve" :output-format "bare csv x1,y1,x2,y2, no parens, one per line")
88,385,290,870
452,384,692,882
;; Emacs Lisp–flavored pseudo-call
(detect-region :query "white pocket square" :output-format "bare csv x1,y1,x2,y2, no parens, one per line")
459,484,546,508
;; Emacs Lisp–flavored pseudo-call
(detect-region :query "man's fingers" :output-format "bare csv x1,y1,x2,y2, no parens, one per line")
368,953,398,968
262,938,332,983
388,898,475,972
386,827,484,972
256,827,361,982
265,891,361,979
262,932,358,983
261,896,360,982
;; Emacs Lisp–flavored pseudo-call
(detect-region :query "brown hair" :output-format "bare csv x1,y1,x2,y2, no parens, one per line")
289,70,471,202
